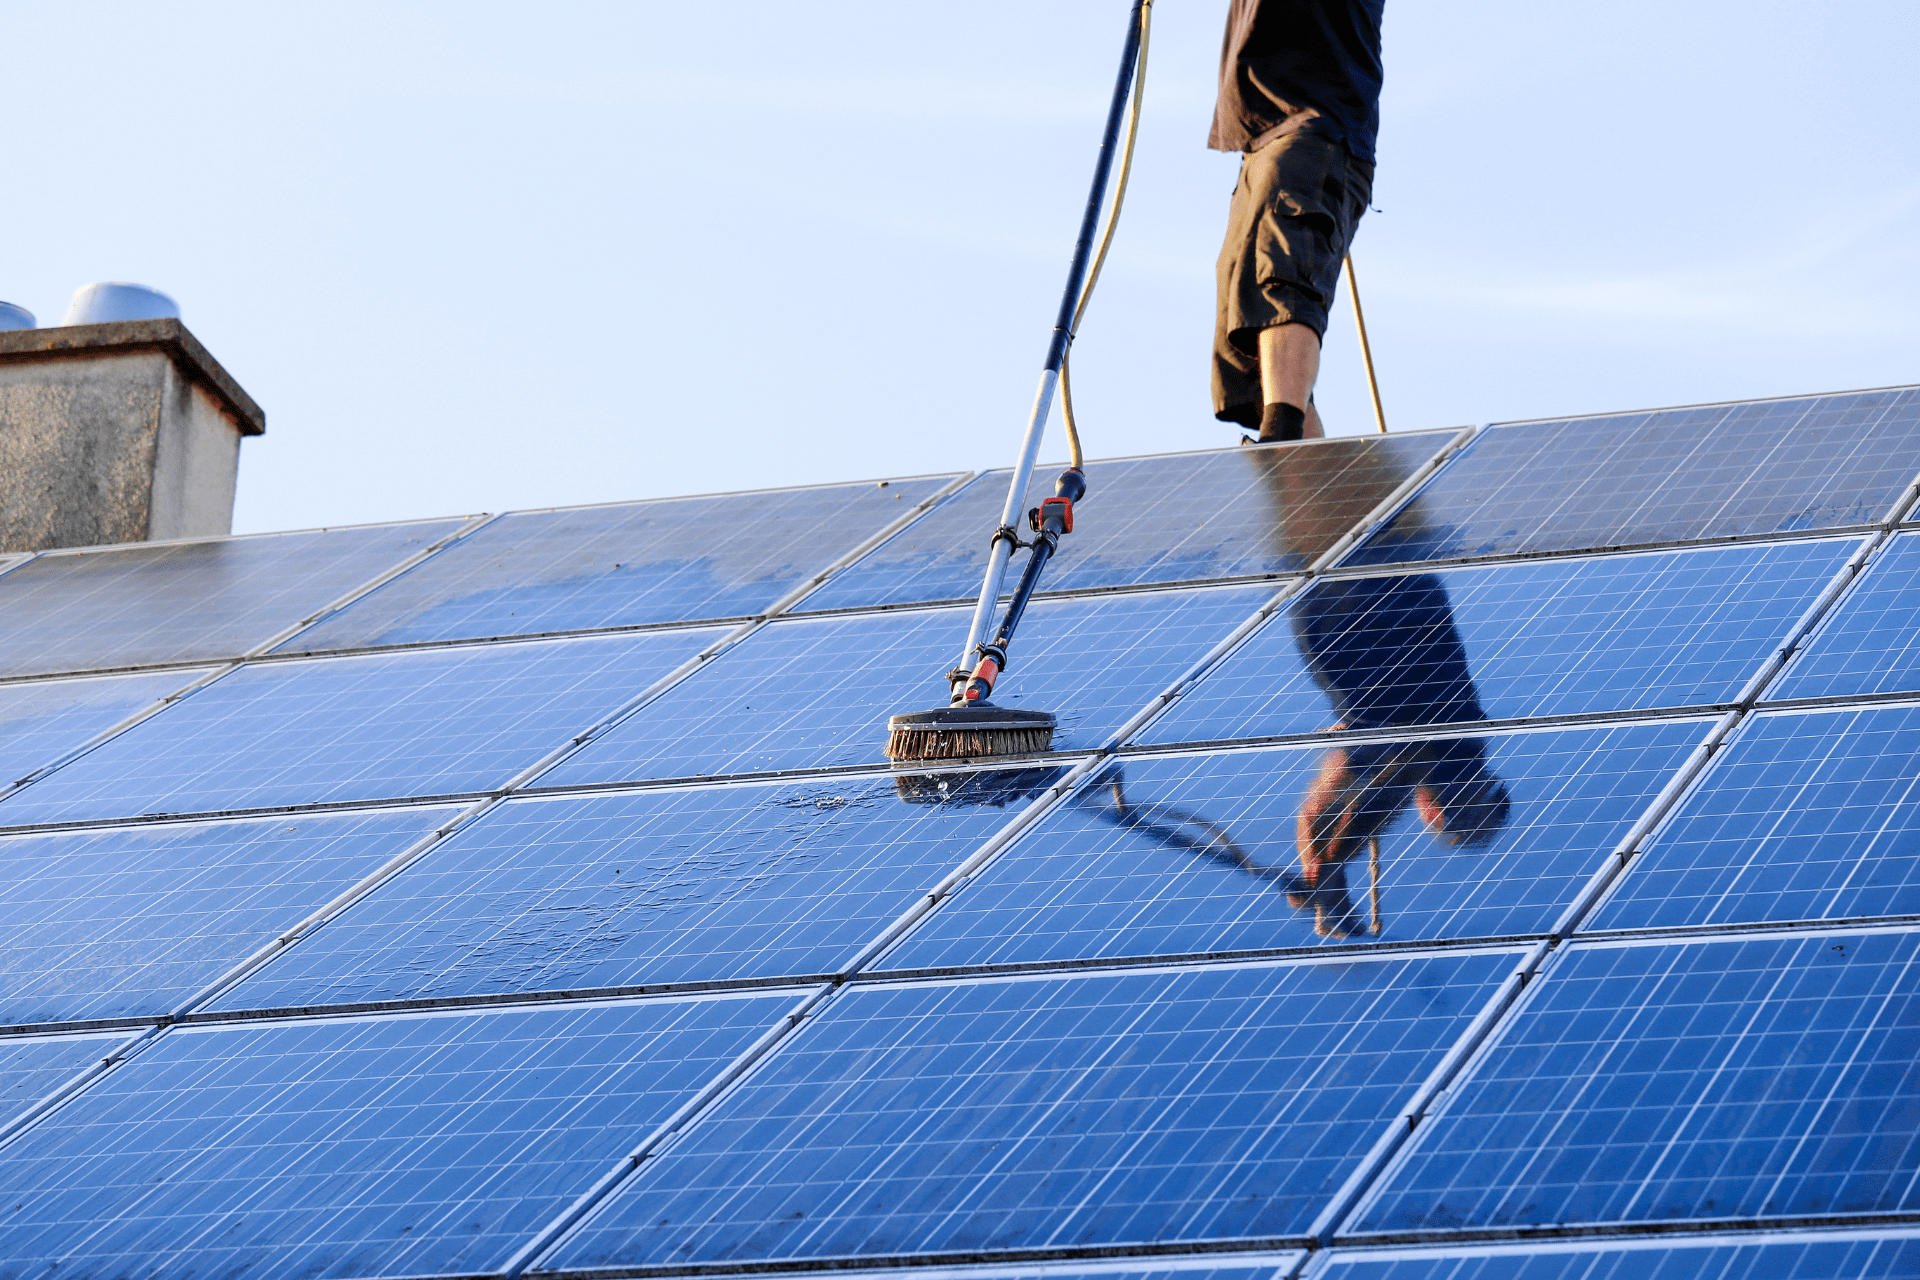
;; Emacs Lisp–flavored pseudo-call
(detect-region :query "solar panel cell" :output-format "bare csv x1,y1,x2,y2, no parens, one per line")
1346,388,1920,566
278,476,963,652
548,952,1517,1269
0,993,795,1278
1348,931,1920,1234
0,627,725,827
209,770,1062,1013
801,434,1453,613
885,722,1709,970
0,807,458,1028
1142,540,1855,747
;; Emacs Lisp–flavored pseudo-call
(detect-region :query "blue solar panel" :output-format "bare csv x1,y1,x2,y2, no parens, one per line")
801,433,1453,612
1345,387,1920,566
0,992,795,1278
1,1032,133,1127
885,721,1709,970
1591,705,1920,931
1772,531,1920,701
0,807,457,1028
210,769,1063,1013
277,476,962,652
1348,929,1920,1235
542,585,1275,787
0,519,470,679
547,951,1518,1269
0,627,724,827
1318,1234,1920,1279
0,668,208,790
1142,539,1854,747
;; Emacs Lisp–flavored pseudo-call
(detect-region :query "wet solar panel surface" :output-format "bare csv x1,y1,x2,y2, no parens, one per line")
0,392,1915,1277
1143,539,1855,746
281,476,961,651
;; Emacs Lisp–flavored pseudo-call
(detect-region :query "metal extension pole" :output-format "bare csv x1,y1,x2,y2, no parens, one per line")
1344,254,1387,434
954,0,1148,688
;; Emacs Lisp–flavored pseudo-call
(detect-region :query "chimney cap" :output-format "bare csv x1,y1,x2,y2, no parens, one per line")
0,317,264,435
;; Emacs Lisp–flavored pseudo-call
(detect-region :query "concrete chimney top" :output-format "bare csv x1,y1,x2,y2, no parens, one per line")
0,318,265,554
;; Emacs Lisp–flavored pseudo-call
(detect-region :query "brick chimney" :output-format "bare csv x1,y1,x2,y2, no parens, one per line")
0,319,265,553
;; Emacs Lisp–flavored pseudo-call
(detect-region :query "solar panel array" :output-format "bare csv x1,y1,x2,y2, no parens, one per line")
3,387,1920,1279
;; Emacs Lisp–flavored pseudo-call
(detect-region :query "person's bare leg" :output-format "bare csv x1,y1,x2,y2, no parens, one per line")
1257,322,1326,438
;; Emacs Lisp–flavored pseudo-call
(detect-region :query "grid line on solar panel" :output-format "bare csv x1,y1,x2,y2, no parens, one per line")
1132,539,1865,751
1339,386,1920,568
0,513,486,680
0,988,811,1279
1310,1226,1920,1280
274,473,973,654
795,432,1468,615
536,948,1529,1273
1340,926,1920,1241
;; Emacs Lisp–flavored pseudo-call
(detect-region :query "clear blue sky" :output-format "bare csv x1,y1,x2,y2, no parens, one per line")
6,1,1916,534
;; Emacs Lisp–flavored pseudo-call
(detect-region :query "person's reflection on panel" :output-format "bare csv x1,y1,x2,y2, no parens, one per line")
1254,442,1511,937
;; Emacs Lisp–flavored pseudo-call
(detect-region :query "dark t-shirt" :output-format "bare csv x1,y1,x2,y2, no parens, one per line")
1210,0,1385,162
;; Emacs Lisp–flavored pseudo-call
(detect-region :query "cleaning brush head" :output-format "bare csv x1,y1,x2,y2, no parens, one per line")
885,703,1057,762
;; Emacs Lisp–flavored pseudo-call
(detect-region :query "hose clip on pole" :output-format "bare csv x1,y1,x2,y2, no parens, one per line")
990,524,1033,552
964,467,1089,705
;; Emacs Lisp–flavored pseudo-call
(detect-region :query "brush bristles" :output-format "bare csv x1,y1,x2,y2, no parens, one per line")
885,726,1055,761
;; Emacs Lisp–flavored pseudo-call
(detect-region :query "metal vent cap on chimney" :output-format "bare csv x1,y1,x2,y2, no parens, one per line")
62,282,179,326
0,302,33,331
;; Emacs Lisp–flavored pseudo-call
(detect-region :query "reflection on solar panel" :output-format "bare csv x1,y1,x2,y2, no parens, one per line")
1,387,1917,1277
0,518,470,678
1144,539,1858,747
802,432,1456,612
280,476,964,652
1346,388,1920,566
885,722,1710,970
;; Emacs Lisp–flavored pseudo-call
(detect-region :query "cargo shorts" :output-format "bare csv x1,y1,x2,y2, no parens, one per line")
1213,128,1374,428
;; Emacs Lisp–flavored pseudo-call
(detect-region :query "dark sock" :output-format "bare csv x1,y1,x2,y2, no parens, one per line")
1257,402,1306,443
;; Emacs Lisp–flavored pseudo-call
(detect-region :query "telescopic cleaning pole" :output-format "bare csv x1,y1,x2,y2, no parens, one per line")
949,0,1148,705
